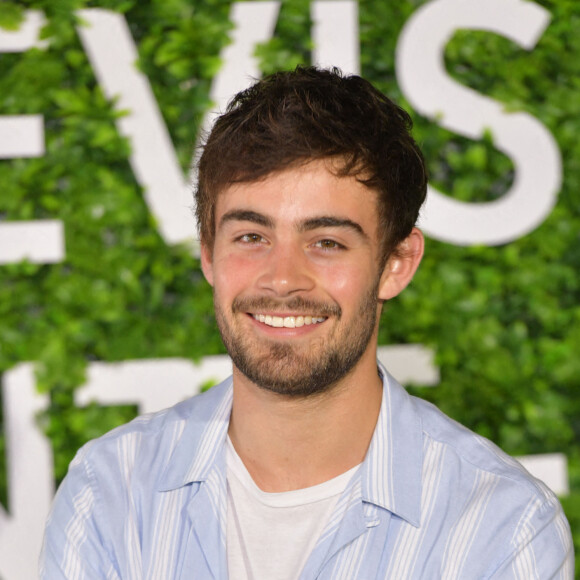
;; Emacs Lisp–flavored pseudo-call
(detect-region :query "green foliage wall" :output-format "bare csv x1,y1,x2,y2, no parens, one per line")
1,0,579,573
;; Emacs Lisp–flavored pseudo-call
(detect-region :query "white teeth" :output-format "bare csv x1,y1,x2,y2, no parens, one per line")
252,314,326,328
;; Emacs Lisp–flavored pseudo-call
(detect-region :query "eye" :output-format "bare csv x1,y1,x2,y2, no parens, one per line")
313,239,345,251
238,233,266,244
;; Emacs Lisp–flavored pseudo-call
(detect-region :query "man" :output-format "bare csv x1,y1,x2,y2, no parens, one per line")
41,67,573,579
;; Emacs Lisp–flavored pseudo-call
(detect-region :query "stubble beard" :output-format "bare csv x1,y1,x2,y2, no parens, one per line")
213,285,380,398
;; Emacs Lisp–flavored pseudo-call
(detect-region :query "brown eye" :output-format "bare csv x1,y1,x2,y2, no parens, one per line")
314,239,343,250
240,233,264,243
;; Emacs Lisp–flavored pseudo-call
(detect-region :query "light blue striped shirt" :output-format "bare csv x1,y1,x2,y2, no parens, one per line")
40,365,574,579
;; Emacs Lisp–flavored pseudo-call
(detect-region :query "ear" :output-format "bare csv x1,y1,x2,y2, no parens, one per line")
378,228,424,301
200,242,215,287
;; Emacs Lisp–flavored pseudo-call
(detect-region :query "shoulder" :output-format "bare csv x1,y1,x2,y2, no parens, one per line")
68,377,232,489
40,379,233,576
408,394,573,575
411,394,548,498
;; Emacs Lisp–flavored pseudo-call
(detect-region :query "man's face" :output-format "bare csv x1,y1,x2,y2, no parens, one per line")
201,160,390,397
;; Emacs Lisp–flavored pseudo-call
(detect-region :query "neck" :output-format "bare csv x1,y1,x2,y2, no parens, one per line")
227,349,383,492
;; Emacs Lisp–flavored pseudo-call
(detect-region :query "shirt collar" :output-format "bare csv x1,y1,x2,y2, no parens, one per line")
361,363,423,527
158,363,424,528
158,376,233,491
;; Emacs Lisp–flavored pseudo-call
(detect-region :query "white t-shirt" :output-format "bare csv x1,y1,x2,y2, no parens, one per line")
226,437,360,580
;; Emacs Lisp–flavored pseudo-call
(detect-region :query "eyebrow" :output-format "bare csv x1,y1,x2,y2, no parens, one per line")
218,210,368,240
298,216,368,239
218,210,274,230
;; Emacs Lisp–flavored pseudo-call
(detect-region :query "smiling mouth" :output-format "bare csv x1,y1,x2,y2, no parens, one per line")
251,314,327,328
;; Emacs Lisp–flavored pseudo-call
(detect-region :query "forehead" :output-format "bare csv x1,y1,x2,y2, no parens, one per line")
214,159,381,232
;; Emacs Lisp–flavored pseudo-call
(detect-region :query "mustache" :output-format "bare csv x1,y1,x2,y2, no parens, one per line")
231,295,342,318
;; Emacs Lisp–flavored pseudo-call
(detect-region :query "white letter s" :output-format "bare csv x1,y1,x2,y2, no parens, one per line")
396,0,561,246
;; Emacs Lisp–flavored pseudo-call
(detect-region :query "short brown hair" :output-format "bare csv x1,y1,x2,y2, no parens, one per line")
196,66,427,262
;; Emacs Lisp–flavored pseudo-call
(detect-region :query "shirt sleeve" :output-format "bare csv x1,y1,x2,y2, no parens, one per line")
39,451,121,580
489,494,574,579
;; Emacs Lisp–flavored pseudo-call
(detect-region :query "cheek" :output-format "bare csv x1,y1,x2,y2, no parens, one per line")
212,253,262,294
319,261,374,302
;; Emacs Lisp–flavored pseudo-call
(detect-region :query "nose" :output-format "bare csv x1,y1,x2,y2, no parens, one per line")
256,241,315,296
